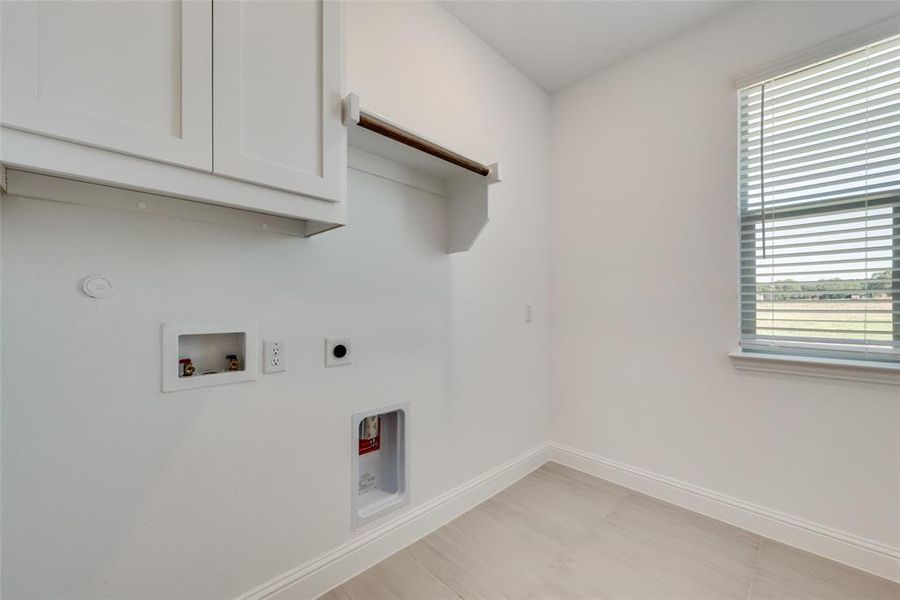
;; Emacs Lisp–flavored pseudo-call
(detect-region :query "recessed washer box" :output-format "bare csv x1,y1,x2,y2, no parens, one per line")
161,322,258,392
352,403,409,528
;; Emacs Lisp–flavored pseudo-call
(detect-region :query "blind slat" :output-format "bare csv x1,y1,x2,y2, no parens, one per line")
740,131,900,172
743,181,900,210
739,112,900,158
740,143,900,183
740,81,900,137
740,64,900,119
740,157,900,195
741,227,900,248
741,102,900,149
742,45,900,104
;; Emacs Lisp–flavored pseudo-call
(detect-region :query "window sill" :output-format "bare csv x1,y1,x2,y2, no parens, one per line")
729,351,900,386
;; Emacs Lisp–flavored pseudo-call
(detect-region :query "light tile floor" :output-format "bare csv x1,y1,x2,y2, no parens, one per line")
321,463,900,599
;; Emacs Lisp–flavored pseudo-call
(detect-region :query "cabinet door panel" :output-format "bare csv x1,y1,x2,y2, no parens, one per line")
213,0,344,201
1,0,212,170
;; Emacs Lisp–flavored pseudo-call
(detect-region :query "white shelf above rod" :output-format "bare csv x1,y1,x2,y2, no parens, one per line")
343,93,492,177
341,93,500,254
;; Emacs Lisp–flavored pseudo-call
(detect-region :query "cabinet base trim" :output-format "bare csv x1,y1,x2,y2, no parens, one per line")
5,170,311,237
1,127,347,226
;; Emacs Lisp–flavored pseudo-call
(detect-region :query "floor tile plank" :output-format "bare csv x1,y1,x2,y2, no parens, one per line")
322,550,461,600
404,463,630,599
748,539,900,600
528,492,761,600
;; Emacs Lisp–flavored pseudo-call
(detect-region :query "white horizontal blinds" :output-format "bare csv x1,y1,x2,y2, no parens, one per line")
739,34,900,362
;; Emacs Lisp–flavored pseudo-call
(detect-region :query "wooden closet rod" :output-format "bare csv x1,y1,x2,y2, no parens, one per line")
357,112,491,177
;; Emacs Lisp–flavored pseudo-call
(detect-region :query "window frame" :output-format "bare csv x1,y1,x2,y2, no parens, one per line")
732,28,900,379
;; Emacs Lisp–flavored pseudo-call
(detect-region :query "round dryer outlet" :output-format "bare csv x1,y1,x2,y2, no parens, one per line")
325,337,352,367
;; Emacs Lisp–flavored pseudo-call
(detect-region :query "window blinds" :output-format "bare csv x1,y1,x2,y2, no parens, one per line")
738,34,900,362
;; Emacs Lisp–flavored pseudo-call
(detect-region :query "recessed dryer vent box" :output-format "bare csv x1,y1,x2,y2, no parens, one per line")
161,322,258,392
352,403,409,528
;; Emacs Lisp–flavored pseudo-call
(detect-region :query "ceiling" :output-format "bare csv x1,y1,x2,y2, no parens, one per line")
441,1,741,92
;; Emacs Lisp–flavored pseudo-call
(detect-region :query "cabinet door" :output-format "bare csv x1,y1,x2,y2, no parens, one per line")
213,0,344,201
0,1,212,170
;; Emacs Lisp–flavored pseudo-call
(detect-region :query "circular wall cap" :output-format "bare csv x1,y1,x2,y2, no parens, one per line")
82,275,113,299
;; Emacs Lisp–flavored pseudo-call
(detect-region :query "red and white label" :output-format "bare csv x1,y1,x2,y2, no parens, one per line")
358,416,381,455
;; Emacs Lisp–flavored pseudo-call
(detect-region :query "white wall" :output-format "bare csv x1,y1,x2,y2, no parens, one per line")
551,0,900,557
0,2,551,598
7,0,898,596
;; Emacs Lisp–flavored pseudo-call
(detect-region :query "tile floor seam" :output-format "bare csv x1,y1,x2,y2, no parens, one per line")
399,549,466,600
744,535,765,600
532,497,623,592
512,487,636,599
554,491,762,600
404,549,466,600
523,490,636,596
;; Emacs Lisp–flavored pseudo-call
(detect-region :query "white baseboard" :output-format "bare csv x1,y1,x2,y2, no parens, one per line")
549,442,900,584
236,442,551,600
236,440,898,599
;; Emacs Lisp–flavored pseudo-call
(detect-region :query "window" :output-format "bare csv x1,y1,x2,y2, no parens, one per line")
738,34,900,364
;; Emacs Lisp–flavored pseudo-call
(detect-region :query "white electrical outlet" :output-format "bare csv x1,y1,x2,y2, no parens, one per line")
263,340,286,373
325,337,352,367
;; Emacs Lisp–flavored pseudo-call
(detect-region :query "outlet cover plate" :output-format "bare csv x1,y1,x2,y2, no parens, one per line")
263,340,286,373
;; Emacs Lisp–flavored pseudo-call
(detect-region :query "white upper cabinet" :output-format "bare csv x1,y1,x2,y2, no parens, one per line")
0,0,346,233
213,0,344,201
1,0,213,170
